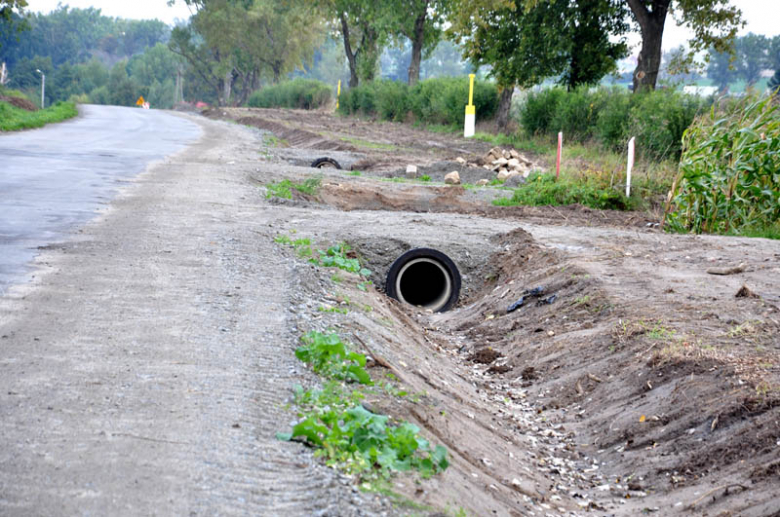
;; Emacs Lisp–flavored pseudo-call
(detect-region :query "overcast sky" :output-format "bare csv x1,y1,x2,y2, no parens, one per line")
27,0,780,53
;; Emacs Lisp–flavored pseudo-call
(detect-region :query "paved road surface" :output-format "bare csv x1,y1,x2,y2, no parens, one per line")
0,105,201,293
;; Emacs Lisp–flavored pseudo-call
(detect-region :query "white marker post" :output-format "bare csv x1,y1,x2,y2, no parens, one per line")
556,132,563,179
626,137,636,197
464,74,476,138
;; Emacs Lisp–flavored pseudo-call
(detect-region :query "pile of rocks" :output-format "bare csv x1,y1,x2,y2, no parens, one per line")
483,147,534,183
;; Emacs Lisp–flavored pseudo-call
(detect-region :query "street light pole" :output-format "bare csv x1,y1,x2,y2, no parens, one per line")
35,69,45,108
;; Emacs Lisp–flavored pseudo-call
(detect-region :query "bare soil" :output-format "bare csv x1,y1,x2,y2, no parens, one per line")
218,106,779,516
0,95,38,111
5,105,777,516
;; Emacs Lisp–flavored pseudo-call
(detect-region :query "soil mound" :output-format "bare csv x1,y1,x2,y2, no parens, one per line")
1,95,37,111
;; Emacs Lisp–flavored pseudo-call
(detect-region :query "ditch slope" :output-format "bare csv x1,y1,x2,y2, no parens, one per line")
230,106,780,516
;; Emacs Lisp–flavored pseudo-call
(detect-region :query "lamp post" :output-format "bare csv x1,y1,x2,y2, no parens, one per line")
35,69,45,108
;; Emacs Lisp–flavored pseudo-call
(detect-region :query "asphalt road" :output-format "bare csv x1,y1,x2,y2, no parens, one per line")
0,105,201,293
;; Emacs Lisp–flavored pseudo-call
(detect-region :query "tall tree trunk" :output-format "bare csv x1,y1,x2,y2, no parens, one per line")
357,25,379,82
627,0,669,92
407,5,427,86
340,12,359,88
272,62,282,84
496,86,514,134
223,68,232,105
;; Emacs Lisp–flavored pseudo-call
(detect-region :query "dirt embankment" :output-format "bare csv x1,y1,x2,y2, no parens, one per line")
217,106,780,516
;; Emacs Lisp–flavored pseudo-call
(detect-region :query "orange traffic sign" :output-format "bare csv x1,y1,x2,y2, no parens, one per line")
136,96,145,106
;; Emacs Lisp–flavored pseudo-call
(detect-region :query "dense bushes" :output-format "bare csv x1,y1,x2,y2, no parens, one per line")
248,79,332,109
338,77,498,125
518,87,710,161
665,94,780,236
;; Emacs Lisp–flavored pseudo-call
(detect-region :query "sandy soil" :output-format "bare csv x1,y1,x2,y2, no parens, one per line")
3,105,778,516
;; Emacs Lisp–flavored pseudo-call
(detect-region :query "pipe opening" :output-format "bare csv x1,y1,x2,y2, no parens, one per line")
396,258,452,312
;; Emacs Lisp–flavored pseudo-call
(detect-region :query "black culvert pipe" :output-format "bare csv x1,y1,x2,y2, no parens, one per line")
386,248,461,312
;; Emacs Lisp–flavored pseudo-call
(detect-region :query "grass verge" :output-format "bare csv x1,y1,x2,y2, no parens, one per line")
0,101,78,131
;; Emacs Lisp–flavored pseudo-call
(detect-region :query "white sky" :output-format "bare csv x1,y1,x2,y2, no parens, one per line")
27,0,780,51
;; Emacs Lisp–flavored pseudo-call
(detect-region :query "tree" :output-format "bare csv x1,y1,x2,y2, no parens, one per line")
706,47,733,91
624,0,743,92
330,0,390,87
769,35,780,72
0,0,27,51
171,0,324,105
735,33,768,86
107,60,139,106
449,0,628,131
420,40,468,79
384,0,449,85
769,69,780,94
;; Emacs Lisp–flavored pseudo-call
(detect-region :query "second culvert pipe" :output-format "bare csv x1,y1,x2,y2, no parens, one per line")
385,248,461,312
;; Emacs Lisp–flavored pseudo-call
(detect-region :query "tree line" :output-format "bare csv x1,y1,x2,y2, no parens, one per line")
1,0,761,124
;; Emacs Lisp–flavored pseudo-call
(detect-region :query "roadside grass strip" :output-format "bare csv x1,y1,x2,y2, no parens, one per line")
278,331,449,481
0,101,78,131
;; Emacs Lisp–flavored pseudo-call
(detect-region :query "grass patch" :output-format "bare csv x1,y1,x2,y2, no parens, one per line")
265,177,322,199
263,134,288,147
0,101,78,131
493,172,634,211
347,170,362,176
725,223,780,240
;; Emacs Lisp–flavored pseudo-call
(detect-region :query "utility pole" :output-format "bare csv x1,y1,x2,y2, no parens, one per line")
35,69,45,108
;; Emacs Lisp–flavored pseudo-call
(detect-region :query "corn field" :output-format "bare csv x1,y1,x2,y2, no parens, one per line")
664,95,780,235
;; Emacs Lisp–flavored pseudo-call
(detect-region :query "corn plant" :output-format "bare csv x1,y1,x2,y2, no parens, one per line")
664,95,780,235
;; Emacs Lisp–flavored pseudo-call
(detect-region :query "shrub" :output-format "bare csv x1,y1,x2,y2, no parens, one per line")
248,79,332,109
551,87,610,141
627,90,708,161
595,89,632,150
664,94,780,235
409,77,498,125
517,87,709,161
518,88,567,136
339,77,498,126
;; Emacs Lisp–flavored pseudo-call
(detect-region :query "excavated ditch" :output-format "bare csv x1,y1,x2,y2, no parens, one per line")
235,107,780,516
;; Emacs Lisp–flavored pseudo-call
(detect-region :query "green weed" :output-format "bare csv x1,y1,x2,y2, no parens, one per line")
318,305,348,315
295,331,372,385
279,382,449,479
265,177,322,199
311,243,372,278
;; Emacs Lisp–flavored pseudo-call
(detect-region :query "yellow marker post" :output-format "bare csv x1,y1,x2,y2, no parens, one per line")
464,74,476,138
336,80,341,110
